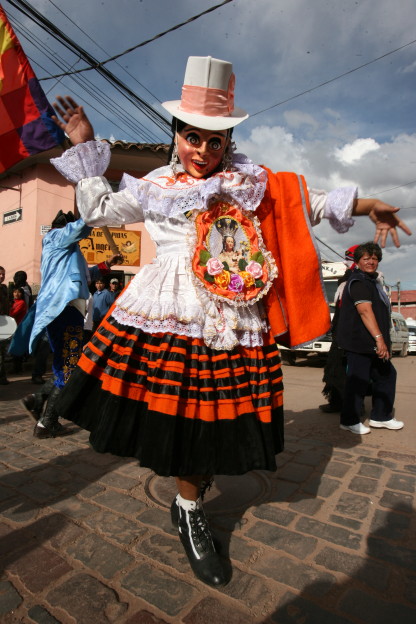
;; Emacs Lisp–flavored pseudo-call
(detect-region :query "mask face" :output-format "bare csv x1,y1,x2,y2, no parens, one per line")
176,126,228,178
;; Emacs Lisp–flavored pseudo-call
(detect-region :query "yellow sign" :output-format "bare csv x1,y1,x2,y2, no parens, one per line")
80,228,141,266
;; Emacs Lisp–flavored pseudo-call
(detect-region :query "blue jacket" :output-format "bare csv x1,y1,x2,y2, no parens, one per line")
29,219,93,353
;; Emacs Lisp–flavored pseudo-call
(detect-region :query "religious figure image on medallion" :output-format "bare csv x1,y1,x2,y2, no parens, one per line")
207,217,250,273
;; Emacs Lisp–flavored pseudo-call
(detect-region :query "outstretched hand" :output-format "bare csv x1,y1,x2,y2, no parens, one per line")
368,200,412,248
52,95,95,146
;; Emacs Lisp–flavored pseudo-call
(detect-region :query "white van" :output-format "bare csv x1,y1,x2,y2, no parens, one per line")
390,312,409,357
406,318,416,354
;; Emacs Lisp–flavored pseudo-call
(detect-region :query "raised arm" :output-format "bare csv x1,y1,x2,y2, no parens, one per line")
352,198,412,248
52,95,95,146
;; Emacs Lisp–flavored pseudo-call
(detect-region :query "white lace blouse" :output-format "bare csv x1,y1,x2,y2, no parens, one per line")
51,141,357,351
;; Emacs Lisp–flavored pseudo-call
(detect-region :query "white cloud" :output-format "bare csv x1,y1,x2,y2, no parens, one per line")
335,138,380,165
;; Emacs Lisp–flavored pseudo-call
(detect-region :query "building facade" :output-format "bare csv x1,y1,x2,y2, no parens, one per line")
0,140,168,293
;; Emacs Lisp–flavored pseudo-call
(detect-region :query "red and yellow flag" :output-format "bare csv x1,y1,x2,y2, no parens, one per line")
0,5,64,174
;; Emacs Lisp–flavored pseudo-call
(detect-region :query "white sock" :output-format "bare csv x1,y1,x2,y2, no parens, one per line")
177,494,201,511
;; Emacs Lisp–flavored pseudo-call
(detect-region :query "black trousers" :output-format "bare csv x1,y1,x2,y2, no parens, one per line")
341,351,396,426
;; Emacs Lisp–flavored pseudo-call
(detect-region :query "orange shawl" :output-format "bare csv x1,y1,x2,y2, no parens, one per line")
258,169,330,347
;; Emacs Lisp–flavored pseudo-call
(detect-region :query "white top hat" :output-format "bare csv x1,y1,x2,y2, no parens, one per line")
162,56,248,131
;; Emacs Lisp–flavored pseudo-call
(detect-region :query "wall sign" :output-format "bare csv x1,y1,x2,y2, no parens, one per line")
3,208,22,224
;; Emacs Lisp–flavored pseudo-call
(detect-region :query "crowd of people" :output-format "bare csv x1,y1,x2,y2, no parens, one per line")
0,55,412,588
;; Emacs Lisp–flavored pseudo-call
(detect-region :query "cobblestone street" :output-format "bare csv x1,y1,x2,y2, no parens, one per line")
0,357,415,623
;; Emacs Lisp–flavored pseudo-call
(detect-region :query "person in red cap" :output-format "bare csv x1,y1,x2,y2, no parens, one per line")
45,56,411,587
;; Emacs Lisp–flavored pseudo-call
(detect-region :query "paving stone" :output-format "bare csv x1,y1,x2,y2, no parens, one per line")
93,490,147,516
378,450,416,463
294,450,325,467
137,508,176,535
221,566,278,614
32,466,73,485
67,461,110,481
0,580,23,616
269,480,299,501
0,496,38,523
97,472,139,490
386,473,416,493
82,509,140,545
370,508,411,540
296,517,361,550
277,462,314,483
47,573,128,623
358,463,383,479
379,490,414,512
124,611,169,624
48,497,99,519
302,475,342,498
253,553,335,595
324,461,351,478
335,491,372,520
67,533,134,577
329,515,362,531
348,475,378,494
17,479,64,504
215,532,259,564
183,596,250,624
357,455,396,469
315,545,389,591
252,504,296,527
121,560,196,617
288,495,323,515
5,545,72,592
247,521,318,558
27,605,61,623
339,587,416,624
367,537,416,571
270,590,352,624
137,532,188,570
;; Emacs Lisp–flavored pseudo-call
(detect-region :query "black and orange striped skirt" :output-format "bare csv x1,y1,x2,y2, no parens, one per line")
56,314,285,476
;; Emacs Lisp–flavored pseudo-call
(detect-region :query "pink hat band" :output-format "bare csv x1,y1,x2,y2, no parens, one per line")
179,74,235,118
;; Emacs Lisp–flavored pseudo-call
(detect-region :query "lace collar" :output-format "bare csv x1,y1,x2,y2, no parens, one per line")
120,153,268,217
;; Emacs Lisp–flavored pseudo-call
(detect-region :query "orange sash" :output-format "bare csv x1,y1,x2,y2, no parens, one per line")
258,169,330,347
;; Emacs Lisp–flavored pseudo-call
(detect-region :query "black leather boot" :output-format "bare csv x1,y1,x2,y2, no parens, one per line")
172,497,229,587
171,477,214,529
34,385,65,438
21,377,54,422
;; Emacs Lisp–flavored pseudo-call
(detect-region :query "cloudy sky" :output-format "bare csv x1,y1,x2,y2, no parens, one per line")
5,0,416,289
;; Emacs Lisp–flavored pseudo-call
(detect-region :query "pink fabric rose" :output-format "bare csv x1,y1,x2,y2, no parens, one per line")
228,273,245,293
246,260,263,279
206,257,224,276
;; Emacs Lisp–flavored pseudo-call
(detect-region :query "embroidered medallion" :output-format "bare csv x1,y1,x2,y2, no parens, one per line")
192,201,277,307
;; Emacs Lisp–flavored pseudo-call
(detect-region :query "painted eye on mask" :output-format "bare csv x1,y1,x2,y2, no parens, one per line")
185,132,200,146
208,138,223,151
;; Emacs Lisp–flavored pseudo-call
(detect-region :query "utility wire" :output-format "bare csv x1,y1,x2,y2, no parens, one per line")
251,38,416,117
6,0,172,138
44,0,162,103
10,12,164,143
24,0,235,80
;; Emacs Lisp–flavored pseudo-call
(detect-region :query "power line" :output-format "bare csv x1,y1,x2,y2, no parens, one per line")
44,0,162,104
9,12,164,143
251,38,416,117
30,0,235,80
6,0,172,138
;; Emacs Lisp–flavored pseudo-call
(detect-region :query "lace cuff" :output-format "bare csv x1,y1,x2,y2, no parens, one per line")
325,186,357,233
50,140,111,183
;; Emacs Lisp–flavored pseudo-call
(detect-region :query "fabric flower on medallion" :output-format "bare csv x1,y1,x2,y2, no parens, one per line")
214,271,231,289
246,260,263,279
206,257,224,276
229,273,245,293
239,271,255,288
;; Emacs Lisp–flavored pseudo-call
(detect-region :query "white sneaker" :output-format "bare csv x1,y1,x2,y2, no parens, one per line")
340,423,371,435
369,418,404,430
